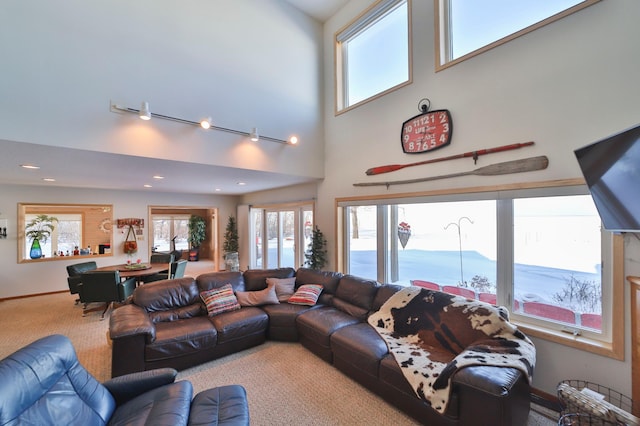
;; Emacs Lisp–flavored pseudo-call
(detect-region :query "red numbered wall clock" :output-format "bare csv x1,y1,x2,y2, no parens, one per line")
401,109,453,154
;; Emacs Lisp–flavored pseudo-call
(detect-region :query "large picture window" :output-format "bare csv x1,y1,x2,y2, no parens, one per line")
337,183,623,358
335,0,410,112
435,0,600,70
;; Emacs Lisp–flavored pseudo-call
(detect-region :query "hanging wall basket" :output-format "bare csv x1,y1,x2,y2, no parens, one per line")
123,225,138,254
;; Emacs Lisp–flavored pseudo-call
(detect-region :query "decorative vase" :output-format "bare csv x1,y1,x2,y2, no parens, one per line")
29,239,42,259
225,252,239,272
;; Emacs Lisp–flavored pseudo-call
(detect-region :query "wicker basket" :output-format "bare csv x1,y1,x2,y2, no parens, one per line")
557,380,634,425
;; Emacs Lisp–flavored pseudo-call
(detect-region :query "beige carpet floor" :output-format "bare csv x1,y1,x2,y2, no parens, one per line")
0,292,558,425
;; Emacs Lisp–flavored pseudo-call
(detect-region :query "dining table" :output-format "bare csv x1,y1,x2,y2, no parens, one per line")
94,263,170,284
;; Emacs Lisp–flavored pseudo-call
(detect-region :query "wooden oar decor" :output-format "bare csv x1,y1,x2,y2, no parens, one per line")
365,142,534,176
353,156,549,188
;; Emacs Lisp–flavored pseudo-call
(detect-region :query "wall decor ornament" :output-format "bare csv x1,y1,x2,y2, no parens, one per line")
123,225,138,255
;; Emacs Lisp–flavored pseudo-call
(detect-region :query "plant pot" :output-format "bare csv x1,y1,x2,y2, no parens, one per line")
189,247,199,261
29,239,42,259
225,252,239,272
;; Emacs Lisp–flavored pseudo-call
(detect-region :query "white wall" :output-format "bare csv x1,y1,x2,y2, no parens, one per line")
0,183,238,299
319,0,640,396
0,0,324,180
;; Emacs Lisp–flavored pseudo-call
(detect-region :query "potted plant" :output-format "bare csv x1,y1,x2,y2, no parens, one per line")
304,226,327,270
25,214,58,259
223,216,239,271
188,215,206,261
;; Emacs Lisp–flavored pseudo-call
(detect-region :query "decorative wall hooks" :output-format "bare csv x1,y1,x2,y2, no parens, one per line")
110,101,299,146
0,218,7,239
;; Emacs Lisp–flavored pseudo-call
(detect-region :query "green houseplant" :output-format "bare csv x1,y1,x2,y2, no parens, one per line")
25,214,58,259
304,226,327,270
188,215,206,261
223,216,239,271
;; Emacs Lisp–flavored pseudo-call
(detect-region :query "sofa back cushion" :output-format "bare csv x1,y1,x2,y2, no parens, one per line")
133,277,202,322
243,268,295,291
295,268,343,293
197,271,245,292
372,283,404,312
333,275,379,320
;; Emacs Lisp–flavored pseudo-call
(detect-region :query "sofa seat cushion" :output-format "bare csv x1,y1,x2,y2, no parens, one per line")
330,323,388,377
296,306,360,347
146,317,217,362
108,381,193,426
209,307,268,344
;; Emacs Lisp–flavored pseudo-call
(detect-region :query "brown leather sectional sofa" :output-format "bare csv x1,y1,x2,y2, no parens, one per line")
109,267,533,426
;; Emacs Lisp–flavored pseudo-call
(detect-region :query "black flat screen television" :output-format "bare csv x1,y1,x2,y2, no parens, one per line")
575,123,640,232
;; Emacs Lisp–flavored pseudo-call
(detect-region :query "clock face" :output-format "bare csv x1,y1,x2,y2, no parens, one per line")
401,109,452,154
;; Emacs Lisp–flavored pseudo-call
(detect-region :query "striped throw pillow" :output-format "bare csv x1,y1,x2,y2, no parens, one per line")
200,284,241,317
288,284,323,306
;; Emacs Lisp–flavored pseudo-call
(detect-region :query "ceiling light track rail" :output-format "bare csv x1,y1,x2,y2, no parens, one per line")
110,101,296,145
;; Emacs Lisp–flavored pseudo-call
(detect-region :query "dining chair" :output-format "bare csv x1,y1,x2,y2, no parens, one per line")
66,261,97,304
143,259,188,283
78,271,136,319
142,253,175,283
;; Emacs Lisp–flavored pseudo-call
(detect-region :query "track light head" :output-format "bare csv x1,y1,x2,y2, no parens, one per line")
200,117,212,129
250,127,259,142
139,102,151,120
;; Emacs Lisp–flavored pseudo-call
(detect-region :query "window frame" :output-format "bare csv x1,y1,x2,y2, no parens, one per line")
249,201,314,270
434,0,601,71
335,0,412,114
336,179,624,359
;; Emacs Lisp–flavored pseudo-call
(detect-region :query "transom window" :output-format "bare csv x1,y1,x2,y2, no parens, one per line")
335,0,411,113
435,0,600,70
337,183,623,358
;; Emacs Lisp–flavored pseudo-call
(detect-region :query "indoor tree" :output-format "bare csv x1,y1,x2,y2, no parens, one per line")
304,226,327,270
223,216,239,271
188,215,206,261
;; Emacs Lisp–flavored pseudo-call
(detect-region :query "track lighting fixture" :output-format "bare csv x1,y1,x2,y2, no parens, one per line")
139,102,151,120
200,117,212,129
110,101,297,145
250,127,259,142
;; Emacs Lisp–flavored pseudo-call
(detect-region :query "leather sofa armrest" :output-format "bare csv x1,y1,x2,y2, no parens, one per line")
109,304,155,342
102,368,178,405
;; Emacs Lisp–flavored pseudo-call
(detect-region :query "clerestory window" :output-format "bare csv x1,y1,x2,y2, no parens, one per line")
435,0,601,70
335,0,411,113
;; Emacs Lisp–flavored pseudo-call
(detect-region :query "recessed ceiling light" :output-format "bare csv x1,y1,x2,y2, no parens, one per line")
153,175,164,180
144,184,152,188
237,182,246,186
42,178,55,182
215,188,222,192
20,164,40,169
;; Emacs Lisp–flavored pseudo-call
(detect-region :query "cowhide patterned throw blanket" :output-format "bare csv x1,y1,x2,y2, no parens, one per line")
368,286,535,414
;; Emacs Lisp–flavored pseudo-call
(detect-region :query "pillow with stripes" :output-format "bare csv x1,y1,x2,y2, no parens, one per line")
200,283,241,316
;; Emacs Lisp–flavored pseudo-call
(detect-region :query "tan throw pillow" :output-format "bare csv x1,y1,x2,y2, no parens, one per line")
236,283,280,307
266,277,296,302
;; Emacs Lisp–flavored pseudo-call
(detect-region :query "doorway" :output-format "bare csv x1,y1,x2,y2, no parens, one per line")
148,206,218,268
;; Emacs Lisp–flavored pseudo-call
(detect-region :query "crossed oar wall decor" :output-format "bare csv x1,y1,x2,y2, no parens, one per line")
353,156,549,188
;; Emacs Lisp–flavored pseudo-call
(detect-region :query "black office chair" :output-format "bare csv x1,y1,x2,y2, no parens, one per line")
66,261,97,304
78,271,136,319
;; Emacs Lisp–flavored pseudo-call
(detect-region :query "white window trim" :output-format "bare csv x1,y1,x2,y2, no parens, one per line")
336,178,624,359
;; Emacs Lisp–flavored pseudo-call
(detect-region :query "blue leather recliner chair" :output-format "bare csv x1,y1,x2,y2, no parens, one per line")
0,334,249,425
